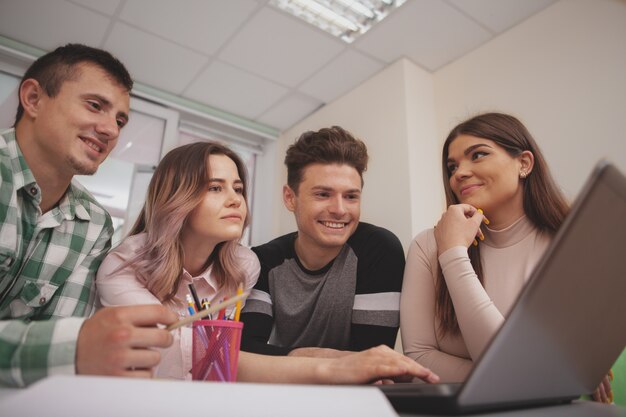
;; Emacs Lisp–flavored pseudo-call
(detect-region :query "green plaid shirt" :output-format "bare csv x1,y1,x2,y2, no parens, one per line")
0,128,113,387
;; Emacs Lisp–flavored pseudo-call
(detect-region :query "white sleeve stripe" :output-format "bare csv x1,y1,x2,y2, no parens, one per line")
353,292,400,311
248,289,272,305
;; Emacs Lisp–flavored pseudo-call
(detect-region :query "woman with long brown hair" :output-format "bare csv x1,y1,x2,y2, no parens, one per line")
97,141,259,379
401,113,556,368
400,112,612,402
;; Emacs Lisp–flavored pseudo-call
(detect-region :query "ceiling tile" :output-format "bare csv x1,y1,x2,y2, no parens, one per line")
68,0,122,16
184,60,289,120
0,1,561,134
447,0,557,34
355,0,492,71
103,23,207,94
219,7,344,88
299,50,384,103
119,0,259,55
0,0,110,50
256,93,322,131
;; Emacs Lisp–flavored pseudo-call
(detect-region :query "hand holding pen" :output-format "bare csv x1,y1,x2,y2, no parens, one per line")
472,208,490,246
433,204,489,255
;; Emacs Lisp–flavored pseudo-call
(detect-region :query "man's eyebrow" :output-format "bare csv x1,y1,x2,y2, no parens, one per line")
84,93,129,123
83,93,111,107
117,111,129,124
311,186,361,194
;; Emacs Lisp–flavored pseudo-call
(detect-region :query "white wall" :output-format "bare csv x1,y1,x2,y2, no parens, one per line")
404,60,444,237
273,59,441,250
250,139,278,246
434,0,626,199
270,0,626,247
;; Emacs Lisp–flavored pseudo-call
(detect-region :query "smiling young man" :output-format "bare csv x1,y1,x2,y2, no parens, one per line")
241,126,405,357
0,44,176,387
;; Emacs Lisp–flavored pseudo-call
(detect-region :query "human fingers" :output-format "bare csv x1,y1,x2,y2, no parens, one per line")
366,362,438,385
119,368,155,379
466,207,484,227
116,305,178,327
114,348,162,370
391,351,439,383
476,208,490,225
601,375,613,403
470,209,489,246
127,327,173,349
369,346,439,384
436,206,483,252
592,382,608,403
477,228,485,242
448,203,477,215
358,377,398,385
591,388,600,403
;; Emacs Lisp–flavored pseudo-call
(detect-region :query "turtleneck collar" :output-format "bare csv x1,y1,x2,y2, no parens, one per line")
482,215,536,248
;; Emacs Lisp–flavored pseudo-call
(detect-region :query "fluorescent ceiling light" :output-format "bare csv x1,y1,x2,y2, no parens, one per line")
270,0,407,43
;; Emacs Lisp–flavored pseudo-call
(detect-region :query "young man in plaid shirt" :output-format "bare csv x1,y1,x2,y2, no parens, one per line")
0,44,177,387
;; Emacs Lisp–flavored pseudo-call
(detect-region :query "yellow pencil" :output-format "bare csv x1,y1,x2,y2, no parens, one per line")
167,291,249,330
477,208,490,225
234,283,243,322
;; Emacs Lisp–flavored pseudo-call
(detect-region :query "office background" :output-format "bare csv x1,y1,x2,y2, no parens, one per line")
272,0,626,250
1,0,625,251
1,0,625,404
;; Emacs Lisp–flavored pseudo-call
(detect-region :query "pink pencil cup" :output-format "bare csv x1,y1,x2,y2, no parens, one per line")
192,320,243,382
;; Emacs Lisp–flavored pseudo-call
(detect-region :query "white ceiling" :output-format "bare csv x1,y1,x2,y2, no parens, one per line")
0,0,557,132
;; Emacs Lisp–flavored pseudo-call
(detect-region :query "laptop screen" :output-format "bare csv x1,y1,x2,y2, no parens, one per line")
458,161,626,407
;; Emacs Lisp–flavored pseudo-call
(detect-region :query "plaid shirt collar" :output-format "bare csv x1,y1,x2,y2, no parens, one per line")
2,128,91,222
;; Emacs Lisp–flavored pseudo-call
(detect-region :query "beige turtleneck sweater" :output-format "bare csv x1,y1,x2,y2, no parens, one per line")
400,216,551,382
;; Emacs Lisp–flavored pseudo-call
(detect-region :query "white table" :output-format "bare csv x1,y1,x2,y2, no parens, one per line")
1,375,624,417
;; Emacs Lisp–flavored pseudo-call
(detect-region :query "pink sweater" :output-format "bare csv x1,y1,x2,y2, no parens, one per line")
96,233,260,379
400,216,551,382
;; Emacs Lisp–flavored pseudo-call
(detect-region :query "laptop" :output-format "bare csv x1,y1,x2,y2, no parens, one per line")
381,161,626,415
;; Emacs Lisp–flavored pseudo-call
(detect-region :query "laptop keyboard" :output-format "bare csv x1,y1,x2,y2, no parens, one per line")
379,382,462,396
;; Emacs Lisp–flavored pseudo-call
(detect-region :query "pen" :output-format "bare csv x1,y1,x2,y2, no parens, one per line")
217,297,226,320
202,298,212,319
474,208,488,246
222,343,231,381
477,208,490,225
167,292,250,330
188,282,202,312
186,294,196,315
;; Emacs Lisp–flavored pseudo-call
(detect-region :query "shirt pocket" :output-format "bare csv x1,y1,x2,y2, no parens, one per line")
9,281,60,318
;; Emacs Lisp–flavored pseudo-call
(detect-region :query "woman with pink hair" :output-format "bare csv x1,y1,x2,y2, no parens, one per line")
97,141,439,384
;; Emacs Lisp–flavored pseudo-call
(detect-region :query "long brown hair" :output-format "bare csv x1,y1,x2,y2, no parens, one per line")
436,113,569,335
123,141,250,302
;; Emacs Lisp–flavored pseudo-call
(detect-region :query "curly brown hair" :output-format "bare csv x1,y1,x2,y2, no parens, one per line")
285,126,369,193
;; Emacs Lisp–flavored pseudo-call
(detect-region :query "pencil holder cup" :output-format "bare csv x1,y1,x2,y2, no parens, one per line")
192,320,243,382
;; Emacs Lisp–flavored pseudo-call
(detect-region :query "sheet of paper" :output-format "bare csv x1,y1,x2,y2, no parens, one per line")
0,375,399,417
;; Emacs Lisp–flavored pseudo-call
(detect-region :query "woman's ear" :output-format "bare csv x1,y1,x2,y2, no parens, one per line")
519,150,535,178
19,78,45,120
